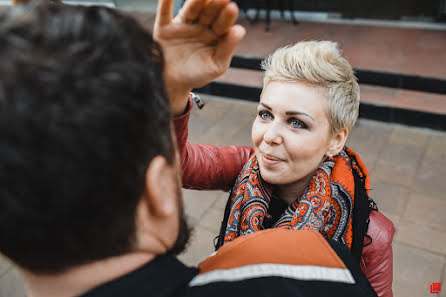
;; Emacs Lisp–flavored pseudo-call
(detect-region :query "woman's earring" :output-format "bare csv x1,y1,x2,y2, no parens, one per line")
328,153,333,160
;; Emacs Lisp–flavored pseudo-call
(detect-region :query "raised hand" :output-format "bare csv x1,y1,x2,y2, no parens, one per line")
154,0,245,115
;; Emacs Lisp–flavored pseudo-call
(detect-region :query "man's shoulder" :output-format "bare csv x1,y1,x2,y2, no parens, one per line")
187,229,377,297
197,229,348,276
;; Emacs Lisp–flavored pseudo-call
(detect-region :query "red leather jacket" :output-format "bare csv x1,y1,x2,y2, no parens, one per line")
174,100,395,297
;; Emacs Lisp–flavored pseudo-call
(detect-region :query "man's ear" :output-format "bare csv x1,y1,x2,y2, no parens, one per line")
327,128,349,157
144,155,177,219
134,155,180,254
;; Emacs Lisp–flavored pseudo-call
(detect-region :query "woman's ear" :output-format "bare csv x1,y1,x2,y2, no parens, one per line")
327,128,349,157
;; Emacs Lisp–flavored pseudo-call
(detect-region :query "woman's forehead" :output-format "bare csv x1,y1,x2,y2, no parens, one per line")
259,81,327,115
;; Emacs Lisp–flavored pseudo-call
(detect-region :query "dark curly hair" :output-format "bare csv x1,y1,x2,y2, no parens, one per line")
0,2,173,273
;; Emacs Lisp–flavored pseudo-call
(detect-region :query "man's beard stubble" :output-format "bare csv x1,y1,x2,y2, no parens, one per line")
166,213,191,256
165,182,191,257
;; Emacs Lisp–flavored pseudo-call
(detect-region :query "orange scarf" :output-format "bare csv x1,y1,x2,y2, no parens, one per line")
223,147,370,249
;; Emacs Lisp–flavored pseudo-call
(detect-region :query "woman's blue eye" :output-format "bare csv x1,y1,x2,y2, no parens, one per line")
259,110,271,120
290,119,305,129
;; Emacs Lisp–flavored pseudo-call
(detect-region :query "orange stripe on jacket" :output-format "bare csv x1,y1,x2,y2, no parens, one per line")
199,229,347,274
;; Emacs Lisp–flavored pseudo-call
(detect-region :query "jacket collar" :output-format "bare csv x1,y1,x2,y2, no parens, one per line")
80,255,198,297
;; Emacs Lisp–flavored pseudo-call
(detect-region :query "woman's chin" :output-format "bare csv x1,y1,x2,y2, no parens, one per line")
259,167,287,185
259,165,306,186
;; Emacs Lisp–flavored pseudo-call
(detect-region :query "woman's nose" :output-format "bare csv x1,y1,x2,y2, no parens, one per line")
263,122,282,145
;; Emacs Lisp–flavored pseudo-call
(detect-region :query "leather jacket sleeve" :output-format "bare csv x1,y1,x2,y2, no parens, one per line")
360,211,395,297
173,99,254,191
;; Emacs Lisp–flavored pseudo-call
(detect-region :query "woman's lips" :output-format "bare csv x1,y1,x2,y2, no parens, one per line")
261,153,284,166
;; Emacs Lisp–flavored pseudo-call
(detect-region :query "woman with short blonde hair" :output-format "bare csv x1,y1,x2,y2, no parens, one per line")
173,40,394,297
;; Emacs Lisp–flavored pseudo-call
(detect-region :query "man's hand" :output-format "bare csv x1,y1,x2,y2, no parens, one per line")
154,0,245,115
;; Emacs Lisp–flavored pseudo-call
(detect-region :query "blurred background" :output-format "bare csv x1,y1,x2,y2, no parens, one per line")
0,0,445,297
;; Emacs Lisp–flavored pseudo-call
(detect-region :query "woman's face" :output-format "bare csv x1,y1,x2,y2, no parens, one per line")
251,80,335,186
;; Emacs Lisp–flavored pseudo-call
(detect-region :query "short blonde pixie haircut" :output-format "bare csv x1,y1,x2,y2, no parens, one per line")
261,40,360,134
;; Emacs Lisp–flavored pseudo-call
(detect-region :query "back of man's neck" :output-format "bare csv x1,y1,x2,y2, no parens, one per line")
23,252,154,297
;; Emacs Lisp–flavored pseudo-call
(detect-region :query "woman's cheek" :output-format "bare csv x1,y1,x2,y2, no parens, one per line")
251,121,263,146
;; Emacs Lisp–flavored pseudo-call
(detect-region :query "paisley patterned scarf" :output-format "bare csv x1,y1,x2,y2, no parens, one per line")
223,147,371,249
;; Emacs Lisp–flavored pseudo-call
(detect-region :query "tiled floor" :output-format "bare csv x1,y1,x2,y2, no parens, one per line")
1,95,446,297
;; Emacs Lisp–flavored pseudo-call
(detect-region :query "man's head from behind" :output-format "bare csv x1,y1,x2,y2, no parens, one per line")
0,2,189,274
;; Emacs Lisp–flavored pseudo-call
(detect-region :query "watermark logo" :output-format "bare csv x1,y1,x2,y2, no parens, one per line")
431,283,441,294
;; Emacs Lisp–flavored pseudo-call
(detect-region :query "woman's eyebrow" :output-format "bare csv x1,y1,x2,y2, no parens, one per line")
260,102,272,110
260,102,314,121
285,111,315,121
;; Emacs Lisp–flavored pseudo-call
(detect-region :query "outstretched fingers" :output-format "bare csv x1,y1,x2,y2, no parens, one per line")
180,0,207,23
212,1,239,36
199,0,230,26
214,24,246,69
155,0,174,27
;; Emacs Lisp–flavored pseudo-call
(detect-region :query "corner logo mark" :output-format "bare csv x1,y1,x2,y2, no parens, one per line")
431,283,441,294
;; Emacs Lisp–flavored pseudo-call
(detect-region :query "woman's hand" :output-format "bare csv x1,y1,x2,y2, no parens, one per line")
154,0,245,115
